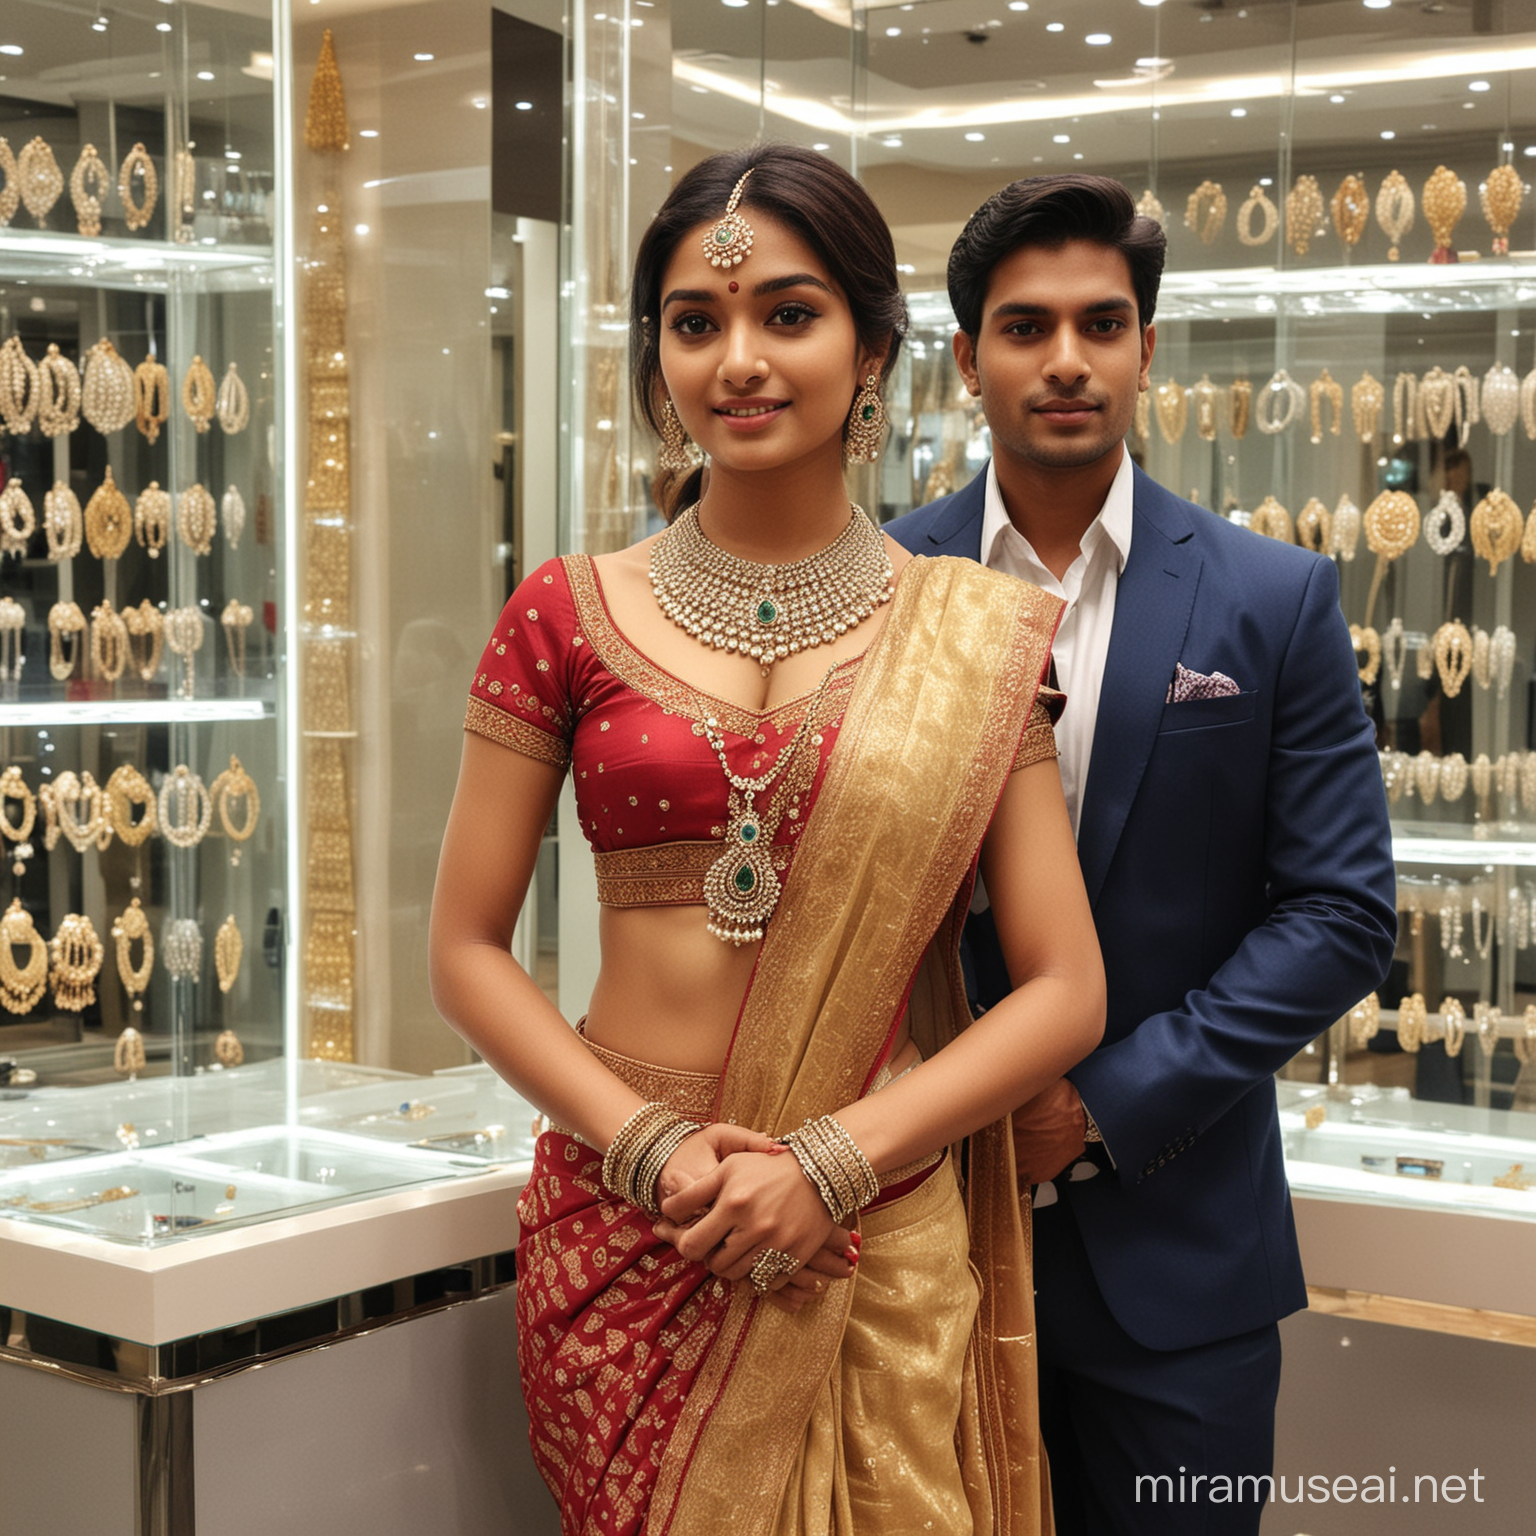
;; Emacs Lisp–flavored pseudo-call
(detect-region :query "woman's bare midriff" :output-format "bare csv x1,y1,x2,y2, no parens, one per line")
584,903,916,1082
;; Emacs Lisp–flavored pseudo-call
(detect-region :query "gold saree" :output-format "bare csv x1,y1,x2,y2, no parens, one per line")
649,555,1063,1536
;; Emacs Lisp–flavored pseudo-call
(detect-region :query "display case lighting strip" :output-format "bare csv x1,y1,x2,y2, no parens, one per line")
0,699,270,728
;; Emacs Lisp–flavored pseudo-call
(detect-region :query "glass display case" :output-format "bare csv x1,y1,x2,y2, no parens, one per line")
0,0,537,1251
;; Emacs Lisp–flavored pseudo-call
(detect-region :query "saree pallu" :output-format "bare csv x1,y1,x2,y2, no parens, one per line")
516,556,1063,1536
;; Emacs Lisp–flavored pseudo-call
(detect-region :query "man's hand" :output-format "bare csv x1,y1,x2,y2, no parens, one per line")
1012,1077,1088,1185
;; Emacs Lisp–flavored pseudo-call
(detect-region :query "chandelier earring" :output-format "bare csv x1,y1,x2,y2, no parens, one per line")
657,396,699,476
845,374,887,464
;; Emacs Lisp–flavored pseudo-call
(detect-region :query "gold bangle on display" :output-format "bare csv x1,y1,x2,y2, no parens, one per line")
1363,491,1419,561
177,482,217,555
1396,993,1427,1053
181,355,216,432
1330,173,1369,248
1153,378,1188,443
1192,375,1219,441
1475,1002,1503,1057
1235,184,1278,246
36,343,81,437
1309,369,1343,443
1248,496,1294,543
123,601,164,683
47,601,85,682
106,764,158,845
1423,165,1466,261
112,898,154,1013
17,136,63,226
1184,180,1227,245
54,769,112,854
1440,751,1469,802
1470,489,1523,575
69,143,110,236
1351,372,1384,442
0,476,35,561
0,766,37,878
1482,363,1519,436
1375,170,1415,260
1439,997,1467,1057
159,764,212,849
134,353,169,444
90,599,129,684
1346,992,1381,1049
215,914,243,994
50,913,105,1012
1228,378,1252,439
134,482,170,557
84,466,132,560
0,599,23,686
0,334,39,434
215,362,250,434
1481,163,1523,256
1432,621,1473,699
1256,369,1304,435
1350,624,1381,686
1452,364,1479,447
1285,174,1324,256
0,899,49,1015
1296,497,1331,553
0,137,18,226
210,755,260,866
80,338,136,434
1392,370,1418,444
165,607,204,699
118,143,158,231
221,600,254,678
43,481,82,561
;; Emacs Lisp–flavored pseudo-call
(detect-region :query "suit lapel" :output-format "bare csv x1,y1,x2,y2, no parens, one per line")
1077,474,1203,909
921,470,988,560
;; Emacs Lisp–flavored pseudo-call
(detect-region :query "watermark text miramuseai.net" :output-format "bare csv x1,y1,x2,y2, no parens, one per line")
1134,1467,1487,1506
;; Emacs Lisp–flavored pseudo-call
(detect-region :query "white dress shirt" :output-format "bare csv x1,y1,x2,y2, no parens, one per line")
979,446,1134,837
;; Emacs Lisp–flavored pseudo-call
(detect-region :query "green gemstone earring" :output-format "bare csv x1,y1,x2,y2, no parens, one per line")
844,374,886,464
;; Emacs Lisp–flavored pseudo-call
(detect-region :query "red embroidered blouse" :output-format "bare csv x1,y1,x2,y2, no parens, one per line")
465,555,1059,906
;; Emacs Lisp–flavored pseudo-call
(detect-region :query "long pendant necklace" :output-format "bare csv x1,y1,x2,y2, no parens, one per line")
651,503,893,676
697,666,837,945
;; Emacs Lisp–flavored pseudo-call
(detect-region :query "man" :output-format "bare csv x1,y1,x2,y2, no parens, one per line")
887,175,1396,1535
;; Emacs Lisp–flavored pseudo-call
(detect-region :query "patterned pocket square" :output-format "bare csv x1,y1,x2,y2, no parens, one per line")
1167,662,1242,703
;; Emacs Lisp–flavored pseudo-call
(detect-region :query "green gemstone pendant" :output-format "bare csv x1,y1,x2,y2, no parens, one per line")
756,598,778,627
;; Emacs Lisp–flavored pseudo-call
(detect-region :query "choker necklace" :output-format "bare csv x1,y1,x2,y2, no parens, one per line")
651,503,894,676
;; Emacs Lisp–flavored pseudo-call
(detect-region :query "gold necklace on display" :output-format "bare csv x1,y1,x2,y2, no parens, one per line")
0,899,48,1014
649,503,894,676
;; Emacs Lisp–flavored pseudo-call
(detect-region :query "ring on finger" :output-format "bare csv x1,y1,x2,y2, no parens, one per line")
748,1247,800,1295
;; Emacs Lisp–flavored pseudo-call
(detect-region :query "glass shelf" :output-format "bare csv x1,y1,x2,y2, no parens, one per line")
0,696,274,728
1393,832,1536,868
1157,258,1536,323
0,229,274,295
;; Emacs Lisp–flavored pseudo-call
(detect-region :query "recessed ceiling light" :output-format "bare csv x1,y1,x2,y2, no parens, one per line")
1258,177,1273,187
1469,79,1491,92
515,100,533,110
1329,93,1346,103
1008,1,1029,9
156,22,171,32
1139,0,1166,7
359,128,379,137
354,224,369,236
1380,129,1395,139
196,70,214,80
1363,0,1392,9
886,25,900,35
882,136,902,147
965,131,985,142
1136,57,1171,68
1525,146,1536,158
1052,133,1070,143
0,44,23,56
723,0,750,7
1046,22,1064,32
813,142,830,151
414,52,434,61
1086,33,1112,45
1230,107,1246,117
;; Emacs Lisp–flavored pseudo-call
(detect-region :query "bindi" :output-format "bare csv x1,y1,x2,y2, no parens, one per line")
728,281,739,293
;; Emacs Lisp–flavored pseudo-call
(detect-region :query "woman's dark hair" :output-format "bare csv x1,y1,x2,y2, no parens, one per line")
631,143,908,514
947,174,1167,336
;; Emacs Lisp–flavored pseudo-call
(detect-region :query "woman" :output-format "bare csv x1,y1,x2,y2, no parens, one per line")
429,143,1104,1536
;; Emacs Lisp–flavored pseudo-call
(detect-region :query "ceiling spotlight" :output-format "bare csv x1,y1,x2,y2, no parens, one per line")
1085,33,1112,46
1230,107,1247,118
0,44,23,55
1053,133,1070,143
414,52,434,61
196,70,214,80
515,100,533,110
965,131,985,141
1008,2,1029,10
1469,79,1491,92
1380,129,1395,139
813,142,830,151
886,26,900,35
1046,22,1064,33
1329,93,1346,103
1363,0,1392,9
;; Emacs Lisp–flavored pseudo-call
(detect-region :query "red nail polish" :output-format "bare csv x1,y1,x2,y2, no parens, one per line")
846,1247,859,1265
850,1231,862,1248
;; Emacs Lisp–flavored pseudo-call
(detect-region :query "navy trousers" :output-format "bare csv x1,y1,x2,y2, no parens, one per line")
1033,1198,1283,1536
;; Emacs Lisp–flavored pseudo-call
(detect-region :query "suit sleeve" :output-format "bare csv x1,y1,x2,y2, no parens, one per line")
1067,556,1398,1183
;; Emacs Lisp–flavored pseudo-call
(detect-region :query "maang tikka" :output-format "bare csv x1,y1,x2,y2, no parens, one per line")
703,168,755,268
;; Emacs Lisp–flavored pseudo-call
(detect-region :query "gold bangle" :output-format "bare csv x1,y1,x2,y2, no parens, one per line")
1235,184,1278,246
106,764,158,845
118,143,158,231
1439,998,1466,1058
1396,993,1427,1053
36,343,81,436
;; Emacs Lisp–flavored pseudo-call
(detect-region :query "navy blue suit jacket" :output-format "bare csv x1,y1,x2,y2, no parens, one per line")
888,463,1397,1352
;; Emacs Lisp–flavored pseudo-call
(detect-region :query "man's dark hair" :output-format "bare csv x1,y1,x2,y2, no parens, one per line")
947,174,1167,336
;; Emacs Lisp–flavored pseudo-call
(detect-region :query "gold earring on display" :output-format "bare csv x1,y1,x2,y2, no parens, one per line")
702,168,755,268
215,914,243,995
112,898,154,1014
118,143,158,231
0,899,49,1015
17,136,63,226
844,374,887,464
657,396,698,475
0,138,19,226
69,144,110,237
